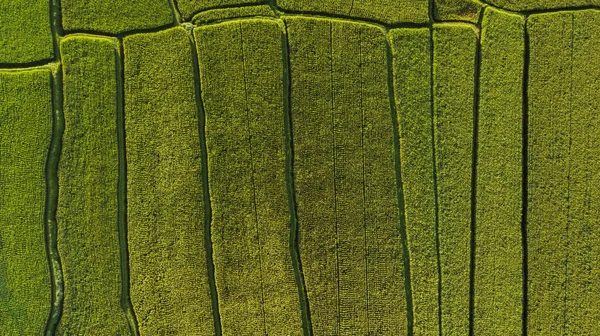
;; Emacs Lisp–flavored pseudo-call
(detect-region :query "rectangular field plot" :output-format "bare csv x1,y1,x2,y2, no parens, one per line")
285,16,407,335
0,0,54,64
194,18,303,335
61,0,174,34
192,5,275,25
474,7,524,335
57,35,131,335
433,23,476,336
123,27,214,335
278,0,428,24
528,10,600,335
0,69,53,335
178,0,264,21
389,27,438,336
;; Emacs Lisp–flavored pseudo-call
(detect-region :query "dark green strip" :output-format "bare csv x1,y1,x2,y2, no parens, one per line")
468,10,485,336
281,21,313,336
385,35,414,336
186,28,223,336
44,66,65,336
521,15,530,336
116,40,140,336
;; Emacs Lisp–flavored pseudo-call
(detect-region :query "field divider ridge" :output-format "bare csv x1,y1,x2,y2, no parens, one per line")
385,31,414,336
521,15,530,336
43,65,65,336
185,26,223,336
115,39,140,336
279,19,313,336
468,9,484,336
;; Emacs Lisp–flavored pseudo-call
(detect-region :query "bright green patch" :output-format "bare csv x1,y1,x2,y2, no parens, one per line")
389,27,438,336
192,5,274,24
0,69,53,335
123,27,214,335
61,0,174,34
194,18,302,335
433,23,476,336
474,7,524,334
486,0,600,12
434,0,485,23
0,0,54,64
178,0,264,21
57,34,131,335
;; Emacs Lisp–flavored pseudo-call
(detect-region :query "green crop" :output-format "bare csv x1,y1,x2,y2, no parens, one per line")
278,0,428,24
123,27,214,335
56,34,131,335
194,18,302,335
486,0,600,12
528,9,600,335
285,16,407,335
0,69,52,335
0,0,54,64
61,0,174,34
389,27,438,336
178,0,264,21
433,22,476,336
434,0,485,23
474,7,524,335
192,5,275,25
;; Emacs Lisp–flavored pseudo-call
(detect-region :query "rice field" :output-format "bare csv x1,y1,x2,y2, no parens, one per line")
2,1,600,335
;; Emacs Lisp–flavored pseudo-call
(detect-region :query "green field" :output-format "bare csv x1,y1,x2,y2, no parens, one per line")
3,1,600,335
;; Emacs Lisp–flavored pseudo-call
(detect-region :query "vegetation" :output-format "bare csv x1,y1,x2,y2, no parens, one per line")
177,0,264,21
194,18,302,335
389,27,438,336
434,0,485,23
528,9,600,335
474,7,524,335
123,27,214,335
433,23,476,336
286,16,408,335
0,69,53,336
192,5,274,25
0,0,54,64
277,0,428,24
61,0,174,34
485,0,600,12
56,34,131,335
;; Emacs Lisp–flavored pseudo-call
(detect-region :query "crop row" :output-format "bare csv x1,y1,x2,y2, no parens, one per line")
3,8,600,335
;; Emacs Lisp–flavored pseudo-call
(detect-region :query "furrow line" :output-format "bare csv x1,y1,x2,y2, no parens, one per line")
238,23,268,336
280,21,313,336
521,15,530,336
116,40,140,336
43,65,65,336
186,28,223,336
468,10,485,336
385,33,414,336
329,22,341,334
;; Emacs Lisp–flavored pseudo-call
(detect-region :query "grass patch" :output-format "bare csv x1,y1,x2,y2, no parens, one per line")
0,69,53,335
0,0,54,64
285,16,408,335
434,0,485,23
485,0,600,12
194,18,303,335
61,0,173,34
192,5,274,25
277,0,428,24
123,27,214,335
433,22,477,336
389,26,438,336
178,0,265,21
474,7,524,335
56,34,131,335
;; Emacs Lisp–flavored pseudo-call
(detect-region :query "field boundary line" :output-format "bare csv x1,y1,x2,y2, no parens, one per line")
385,32,414,336
115,39,140,336
280,20,314,336
521,15,530,336
186,27,223,336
